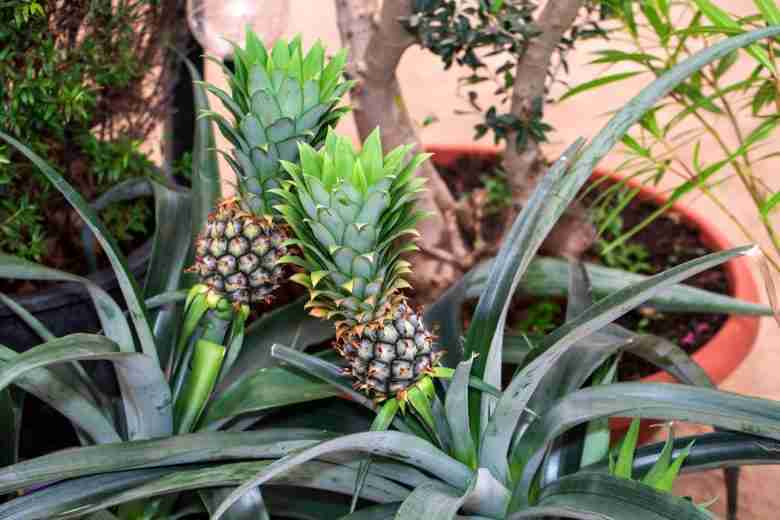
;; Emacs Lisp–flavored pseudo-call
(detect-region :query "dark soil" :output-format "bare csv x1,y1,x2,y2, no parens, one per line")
438,153,729,380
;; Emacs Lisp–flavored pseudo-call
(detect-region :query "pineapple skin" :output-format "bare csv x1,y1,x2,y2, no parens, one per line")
191,200,288,306
339,304,438,397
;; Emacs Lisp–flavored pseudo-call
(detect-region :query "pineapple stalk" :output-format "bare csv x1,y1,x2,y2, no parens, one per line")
170,284,248,434
276,129,441,398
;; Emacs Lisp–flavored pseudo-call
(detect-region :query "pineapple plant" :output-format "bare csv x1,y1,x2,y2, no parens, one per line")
276,128,440,397
190,31,352,306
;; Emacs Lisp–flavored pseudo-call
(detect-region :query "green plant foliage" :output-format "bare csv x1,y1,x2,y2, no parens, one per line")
591,202,653,274
0,0,175,263
202,32,352,216
481,167,513,214
516,299,562,335
4,18,780,520
0,53,360,519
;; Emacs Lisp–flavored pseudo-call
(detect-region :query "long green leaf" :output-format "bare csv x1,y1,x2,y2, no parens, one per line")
445,358,478,469
269,344,376,411
0,131,157,363
185,57,221,238
0,429,332,493
0,387,20,467
175,339,225,433
0,291,98,423
0,255,134,351
0,291,54,341
3,459,408,520
564,26,780,236
212,431,473,519
0,334,171,441
201,352,341,428
466,256,773,316
626,333,713,387
514,382,780,511
578,356,619,469
513,472,709,519
614,418,642,479
51,460,407,520
463,140,584,437
755,0,780,25
351,399,400,512
0,469,169,520
395,480,475,520
560,71,645,101
144,180,192,363
483,247,750,485
589,431,780,475
535,262,620,485
0,345,120,444
424,272,472,367
219,298,334,387
692,0,775,72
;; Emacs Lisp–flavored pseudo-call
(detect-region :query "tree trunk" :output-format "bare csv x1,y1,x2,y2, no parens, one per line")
503,0,596,258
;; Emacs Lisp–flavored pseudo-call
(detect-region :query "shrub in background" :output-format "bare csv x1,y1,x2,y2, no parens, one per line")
0,0,181,267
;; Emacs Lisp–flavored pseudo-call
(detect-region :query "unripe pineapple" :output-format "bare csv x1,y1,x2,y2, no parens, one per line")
339,303,436,396
190,199,287,305
196,31,351,305
276,129,440,397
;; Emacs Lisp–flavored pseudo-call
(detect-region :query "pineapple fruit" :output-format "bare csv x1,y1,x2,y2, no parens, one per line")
276,129,440,397
191,199,287,305
191,31,351,305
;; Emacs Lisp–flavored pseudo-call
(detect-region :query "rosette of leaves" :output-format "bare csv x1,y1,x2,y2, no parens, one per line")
202,31,352,217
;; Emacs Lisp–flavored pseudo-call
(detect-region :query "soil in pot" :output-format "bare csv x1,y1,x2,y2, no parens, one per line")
438,152,729,381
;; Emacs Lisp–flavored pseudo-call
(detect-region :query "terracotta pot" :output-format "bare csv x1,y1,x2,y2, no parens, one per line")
425,144,762,436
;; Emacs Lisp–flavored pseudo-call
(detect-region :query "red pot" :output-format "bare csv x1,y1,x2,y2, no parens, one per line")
425,144,762,437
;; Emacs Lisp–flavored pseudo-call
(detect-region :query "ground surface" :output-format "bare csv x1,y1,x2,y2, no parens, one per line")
203,2,780,517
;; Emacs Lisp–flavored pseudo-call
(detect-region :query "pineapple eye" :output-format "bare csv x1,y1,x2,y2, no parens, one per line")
209,239,228,256
238,253,261,274
217,256,237,276
228,237,250,257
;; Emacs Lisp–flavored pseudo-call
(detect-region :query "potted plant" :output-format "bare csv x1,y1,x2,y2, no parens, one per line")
3,25,780,520
0,0,185,350
563,0,780,284
329,1,770,389
427,145,762,389
558,0,780,422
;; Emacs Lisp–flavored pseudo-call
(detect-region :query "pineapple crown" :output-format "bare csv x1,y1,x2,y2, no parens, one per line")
203,31,353,216
275,128,430,326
